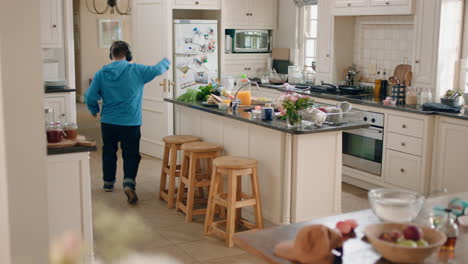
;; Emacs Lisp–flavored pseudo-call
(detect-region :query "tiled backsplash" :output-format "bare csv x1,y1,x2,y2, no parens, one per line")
353,16,414,82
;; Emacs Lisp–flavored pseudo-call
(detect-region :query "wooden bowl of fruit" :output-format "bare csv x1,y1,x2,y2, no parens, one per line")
364,223,446,263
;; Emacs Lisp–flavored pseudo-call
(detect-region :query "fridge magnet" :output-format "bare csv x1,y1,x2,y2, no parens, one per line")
98,19,123,48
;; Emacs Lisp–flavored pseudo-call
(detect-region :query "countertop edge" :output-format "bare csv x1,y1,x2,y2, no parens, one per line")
47,145,97,156
45,88,77,94
165,99,369,135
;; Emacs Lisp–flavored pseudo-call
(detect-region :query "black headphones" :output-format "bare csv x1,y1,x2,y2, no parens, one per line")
109,41,133,62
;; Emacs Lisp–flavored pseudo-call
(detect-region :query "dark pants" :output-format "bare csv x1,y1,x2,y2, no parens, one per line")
101,122,142,190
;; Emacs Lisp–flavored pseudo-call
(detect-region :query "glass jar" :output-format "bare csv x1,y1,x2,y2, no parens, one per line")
63,122,78,140
406,86,418,106
288,66,303,84
436,209,459,251
418,88,433,105
46,123,64,143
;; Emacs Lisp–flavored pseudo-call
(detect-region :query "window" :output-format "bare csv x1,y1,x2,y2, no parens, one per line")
303,5,318,71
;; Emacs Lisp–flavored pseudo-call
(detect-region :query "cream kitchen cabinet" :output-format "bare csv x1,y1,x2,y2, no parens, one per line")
40,0,63,48
44,92,76,123
173,0,220,10
315,0,333,84
332,0,414,15
432,118,468,193
223,54,268,79
222,0,277,29
384,150,422,192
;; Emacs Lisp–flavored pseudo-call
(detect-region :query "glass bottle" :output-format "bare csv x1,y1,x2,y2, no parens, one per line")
437,208,459,251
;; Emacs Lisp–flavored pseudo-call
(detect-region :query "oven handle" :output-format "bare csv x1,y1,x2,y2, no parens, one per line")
345,127,383,140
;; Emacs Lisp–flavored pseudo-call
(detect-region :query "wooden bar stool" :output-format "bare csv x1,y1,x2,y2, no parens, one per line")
176,142,223,222
159,135,201,208
204,156,264,247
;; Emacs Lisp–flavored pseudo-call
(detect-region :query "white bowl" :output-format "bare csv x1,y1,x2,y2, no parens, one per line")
368,188,425,223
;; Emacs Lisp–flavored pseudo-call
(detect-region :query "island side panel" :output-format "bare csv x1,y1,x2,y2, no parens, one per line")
175,105,287,225
291,131,343,223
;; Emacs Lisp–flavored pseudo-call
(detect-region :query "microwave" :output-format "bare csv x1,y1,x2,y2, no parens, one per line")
227,29,271,53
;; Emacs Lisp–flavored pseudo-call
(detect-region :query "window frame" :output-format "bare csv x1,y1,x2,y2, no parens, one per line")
299,4,318,72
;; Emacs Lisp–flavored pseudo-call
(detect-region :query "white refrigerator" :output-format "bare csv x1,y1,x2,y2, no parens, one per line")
174,20,218,97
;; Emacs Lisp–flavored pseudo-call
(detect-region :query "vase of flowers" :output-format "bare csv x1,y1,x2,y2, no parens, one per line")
276,92,314,129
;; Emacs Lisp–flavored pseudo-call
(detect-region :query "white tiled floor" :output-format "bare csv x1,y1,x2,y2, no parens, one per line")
77,103,369,263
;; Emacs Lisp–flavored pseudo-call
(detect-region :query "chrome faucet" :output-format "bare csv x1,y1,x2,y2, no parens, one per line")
231,81,259,111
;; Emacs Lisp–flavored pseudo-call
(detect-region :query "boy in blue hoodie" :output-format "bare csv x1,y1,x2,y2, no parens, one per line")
85,41,170,204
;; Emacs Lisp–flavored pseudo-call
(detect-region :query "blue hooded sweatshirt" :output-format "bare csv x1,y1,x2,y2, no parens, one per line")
85,58,170,126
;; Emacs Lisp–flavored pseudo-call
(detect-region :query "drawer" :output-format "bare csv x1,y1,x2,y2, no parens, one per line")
384,150,421,191
387,115,424,138
174,0,220,9
386,132,423,156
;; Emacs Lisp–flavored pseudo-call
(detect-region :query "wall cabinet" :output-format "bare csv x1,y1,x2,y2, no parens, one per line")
433,119,468,193
222,54,268,79
332,0,414,15
222,0,277,29
173,0,220,10
40,0,63,48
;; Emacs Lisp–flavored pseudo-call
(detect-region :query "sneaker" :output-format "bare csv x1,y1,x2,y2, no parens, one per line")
124,187,139,204
103,183,114,192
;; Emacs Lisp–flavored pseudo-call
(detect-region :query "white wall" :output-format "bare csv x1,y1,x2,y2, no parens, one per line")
275,0,300,63
0,0,50,263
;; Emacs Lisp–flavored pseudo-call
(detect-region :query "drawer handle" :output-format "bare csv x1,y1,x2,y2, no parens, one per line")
52,24,57,28
400,168,405,173
401,142,406,147
195,1,199,4
246,13,249,16
385,1,390,5
415,60,420,64
347,3,352,6
250,13,253,16
402,124,407,129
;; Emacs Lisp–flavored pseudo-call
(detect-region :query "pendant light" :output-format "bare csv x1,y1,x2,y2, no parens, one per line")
86,0,132,15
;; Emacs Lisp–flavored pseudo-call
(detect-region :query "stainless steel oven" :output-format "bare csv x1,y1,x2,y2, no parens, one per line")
343,111,384,176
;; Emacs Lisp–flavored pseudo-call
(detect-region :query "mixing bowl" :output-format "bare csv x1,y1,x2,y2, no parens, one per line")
368,188,425,223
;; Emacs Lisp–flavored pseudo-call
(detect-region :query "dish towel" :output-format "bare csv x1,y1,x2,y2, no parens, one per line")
421,103,462,113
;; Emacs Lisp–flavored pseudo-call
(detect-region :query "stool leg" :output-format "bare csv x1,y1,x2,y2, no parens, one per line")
186,153,198,222
196,159,205,199
218,176,226,219
251,167,264,229
236,175,242,226
167,144,178,208
226,171,237,248
204,166,219,234
176,153,189,212
159,144,170,199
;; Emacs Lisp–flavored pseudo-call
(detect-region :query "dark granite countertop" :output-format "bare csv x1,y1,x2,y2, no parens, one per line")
260,85,468,121
165,99,369,135
45,88,76,94
47,145,97,156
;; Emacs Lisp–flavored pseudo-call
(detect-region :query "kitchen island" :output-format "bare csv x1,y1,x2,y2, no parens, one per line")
165,98,368,224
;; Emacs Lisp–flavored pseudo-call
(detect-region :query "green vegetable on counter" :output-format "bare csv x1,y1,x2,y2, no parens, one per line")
196,84,215,101
176,88,198,102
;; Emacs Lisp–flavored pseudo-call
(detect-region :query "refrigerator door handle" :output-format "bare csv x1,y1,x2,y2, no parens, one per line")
169,80,174,93
159,79,167,93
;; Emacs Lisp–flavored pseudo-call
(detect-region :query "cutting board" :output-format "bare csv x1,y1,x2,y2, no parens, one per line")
47,139,77,149
272,48,290,61
389,64,412,86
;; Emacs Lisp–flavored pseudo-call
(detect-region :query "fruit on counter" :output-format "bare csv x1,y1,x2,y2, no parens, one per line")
176,88,198,102
379,230,403,243
379,225,429,247
317,107,328,113
397,239,418,248
403,225,422,241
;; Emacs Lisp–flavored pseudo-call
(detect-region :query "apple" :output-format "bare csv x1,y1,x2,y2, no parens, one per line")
397,239,418,248
416,239,429,247
403,225,423,241
379,230,403,243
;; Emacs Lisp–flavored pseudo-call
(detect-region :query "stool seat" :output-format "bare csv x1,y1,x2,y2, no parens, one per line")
182,142,223,153
163,135,201,144
213,156,257,169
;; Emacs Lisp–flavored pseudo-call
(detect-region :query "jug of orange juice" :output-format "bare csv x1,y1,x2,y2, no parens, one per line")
236,74,251,105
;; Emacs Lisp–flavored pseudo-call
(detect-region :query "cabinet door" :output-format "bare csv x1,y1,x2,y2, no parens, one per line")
249,0,277,29
370,0,410,6
384,150,422,192
316,0,332,75
334,0,366,8
40,0,63,48
223,62,249,79
412,0,439,88
44,96,66,122
435,122,468,193
173,0,220,9
222,0,250,27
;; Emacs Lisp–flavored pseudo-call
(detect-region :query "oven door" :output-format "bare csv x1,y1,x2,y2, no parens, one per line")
342,127,384,176
233,30,270,53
